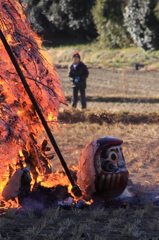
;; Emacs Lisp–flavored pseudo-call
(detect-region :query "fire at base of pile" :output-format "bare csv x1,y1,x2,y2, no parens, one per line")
1,136,130,212
0,0,65,212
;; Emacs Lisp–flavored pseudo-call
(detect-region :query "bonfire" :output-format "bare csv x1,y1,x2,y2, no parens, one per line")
0,0,75,209
0,1,130,213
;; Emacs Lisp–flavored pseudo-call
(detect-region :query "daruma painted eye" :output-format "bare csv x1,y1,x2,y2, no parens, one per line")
108,150,119,164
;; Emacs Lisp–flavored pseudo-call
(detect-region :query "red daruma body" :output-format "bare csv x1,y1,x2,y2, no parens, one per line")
77,137,129,199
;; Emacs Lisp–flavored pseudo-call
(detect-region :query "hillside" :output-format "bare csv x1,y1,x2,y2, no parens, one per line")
46,45,159,70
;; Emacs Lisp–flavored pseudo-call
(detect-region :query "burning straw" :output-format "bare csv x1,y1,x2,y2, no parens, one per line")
0,0,68,203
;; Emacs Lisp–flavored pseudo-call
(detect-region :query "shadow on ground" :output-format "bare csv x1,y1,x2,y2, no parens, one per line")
66,96,159,104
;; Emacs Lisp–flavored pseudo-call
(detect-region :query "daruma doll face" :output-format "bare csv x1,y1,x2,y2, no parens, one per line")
77,137,129,199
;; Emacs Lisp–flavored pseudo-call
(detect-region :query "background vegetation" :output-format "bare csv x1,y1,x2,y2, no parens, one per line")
20,0,159,50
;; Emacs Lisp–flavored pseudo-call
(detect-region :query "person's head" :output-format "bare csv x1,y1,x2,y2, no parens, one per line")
73,52,80,64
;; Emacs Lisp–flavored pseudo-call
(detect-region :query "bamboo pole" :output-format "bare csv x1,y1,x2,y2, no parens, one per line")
0,29,82,197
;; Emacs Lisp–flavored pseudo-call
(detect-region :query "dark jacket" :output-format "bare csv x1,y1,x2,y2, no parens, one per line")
68,61,89,88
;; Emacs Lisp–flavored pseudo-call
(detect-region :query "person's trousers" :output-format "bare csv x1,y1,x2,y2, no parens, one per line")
72,87,86,109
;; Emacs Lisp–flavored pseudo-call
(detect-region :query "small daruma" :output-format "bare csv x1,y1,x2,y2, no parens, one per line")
77,137,129,199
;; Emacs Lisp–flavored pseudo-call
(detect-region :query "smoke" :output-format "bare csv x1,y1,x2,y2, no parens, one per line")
119,187,135,199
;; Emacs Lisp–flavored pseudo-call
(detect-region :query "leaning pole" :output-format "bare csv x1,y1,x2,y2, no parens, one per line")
0,29,82,197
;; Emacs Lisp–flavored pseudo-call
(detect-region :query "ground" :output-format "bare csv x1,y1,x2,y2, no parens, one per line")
1,67,159,239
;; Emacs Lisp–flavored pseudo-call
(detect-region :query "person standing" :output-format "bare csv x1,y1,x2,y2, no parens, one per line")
68,52,89,109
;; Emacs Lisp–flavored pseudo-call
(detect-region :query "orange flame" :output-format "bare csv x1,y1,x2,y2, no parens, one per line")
0,0,91,210
0,0,68,207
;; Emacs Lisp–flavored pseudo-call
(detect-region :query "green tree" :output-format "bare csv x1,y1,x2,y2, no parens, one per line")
92,0,131,48
20,0,97,45
124,0,159,50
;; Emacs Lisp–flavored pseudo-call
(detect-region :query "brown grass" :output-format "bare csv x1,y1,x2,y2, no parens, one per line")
58,68,159,114
58,109,159,124
1,200,159,239
2,68,159,239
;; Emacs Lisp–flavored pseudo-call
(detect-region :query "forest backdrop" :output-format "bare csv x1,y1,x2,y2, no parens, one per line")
19,0,159,50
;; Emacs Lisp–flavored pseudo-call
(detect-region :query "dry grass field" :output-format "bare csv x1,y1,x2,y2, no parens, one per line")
2,67,159,239
58,67,159,112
